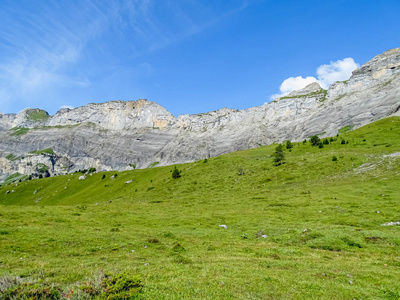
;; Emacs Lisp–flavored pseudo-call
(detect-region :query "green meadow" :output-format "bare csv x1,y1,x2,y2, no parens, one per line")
1,117,400,299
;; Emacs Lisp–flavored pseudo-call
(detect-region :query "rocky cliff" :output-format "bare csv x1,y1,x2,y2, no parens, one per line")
0,48,399,182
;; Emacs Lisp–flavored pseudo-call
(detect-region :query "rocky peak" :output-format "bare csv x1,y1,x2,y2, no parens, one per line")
351,47,400,78
286,82,323,97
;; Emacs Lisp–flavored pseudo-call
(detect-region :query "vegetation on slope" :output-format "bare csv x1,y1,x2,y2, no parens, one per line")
0,117,400,299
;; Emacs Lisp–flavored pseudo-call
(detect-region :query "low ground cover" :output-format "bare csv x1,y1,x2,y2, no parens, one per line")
1,117,400,299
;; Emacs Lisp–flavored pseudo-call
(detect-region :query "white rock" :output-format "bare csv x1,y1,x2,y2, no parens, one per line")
219,225,228,229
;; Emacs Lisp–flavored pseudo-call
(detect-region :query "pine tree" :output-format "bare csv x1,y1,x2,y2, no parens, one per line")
172,166,181,179
273,144,285,166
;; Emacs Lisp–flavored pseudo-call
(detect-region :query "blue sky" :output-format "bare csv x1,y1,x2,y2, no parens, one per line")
1,0,399,116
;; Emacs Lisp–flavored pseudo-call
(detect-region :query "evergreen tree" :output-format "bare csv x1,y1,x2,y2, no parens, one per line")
286,140,293,149
273,144,285,166
172,166,181,179
310,135,320,146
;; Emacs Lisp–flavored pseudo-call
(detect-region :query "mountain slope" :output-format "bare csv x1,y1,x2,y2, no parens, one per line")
1,117,400,299
0,48,399,182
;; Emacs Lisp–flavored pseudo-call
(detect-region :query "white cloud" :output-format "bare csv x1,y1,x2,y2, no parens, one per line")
270,57,359,100
270,76,318,100
316,57,359,89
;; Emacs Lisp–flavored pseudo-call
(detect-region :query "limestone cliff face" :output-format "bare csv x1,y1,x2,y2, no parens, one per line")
0,48,399,182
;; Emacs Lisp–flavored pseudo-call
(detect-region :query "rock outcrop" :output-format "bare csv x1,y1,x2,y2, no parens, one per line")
0,48,399,182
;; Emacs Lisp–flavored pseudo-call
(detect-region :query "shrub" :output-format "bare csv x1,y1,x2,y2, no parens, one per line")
332,156,338,161
286,140,293,149
318,142,324,148
323,138,329,145
310,135,320,146
88,168,96,173
100,272,143,300
341,139,346,144
172,166,181,179
302,139,307,144
329,137,334,142
3,283,61,300
203,159,208,163
102,174,106,179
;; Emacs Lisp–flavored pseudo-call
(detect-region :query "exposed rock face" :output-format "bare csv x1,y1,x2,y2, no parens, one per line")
0,48,399,182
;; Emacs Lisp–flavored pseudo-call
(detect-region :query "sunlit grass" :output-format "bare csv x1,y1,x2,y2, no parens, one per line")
1,117,400,299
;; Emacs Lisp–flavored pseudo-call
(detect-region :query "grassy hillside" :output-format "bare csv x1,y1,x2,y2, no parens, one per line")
1,117,400,299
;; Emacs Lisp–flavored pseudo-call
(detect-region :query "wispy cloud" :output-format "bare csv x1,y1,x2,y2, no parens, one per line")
270,58,360,100
0,0,249,113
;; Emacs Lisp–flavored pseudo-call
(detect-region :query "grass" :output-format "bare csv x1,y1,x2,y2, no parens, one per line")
29,148,55,155
5,154,19,161
9,127,29,136
278,89,327,100
3,172,27,185
338,125,355,134
147,161,159,168
0,117,400,299
26,109,50,121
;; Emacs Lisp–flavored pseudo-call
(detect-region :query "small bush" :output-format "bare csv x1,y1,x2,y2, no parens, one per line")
237,168,245,175
3,283,61,300
332,156,338,161
88,167,96,173
147,237,160,244
286,140,293,149
172,166,181,179
341,139,346,145
102,174,106,179
203,159,208,163
310,135,320,146
318,142,324,148
323,138,329,145
100,272,143,300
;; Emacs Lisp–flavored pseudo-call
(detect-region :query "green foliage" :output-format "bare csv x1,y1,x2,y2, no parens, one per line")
148,161,159,168
278,90,326,100
88,168,96,173
100,272,143,300
36,163,49,173
129,164,136,169
10,127,29,136
341,138,346,144
172,166,181,179
29,148,55,155
338,125,354,134
310,135,320,146
4,172,22,184
3,283,61,299
285,140,293,149
1,117,400,299
323,138,329,145
272,144,285,166
318,141,324,148
302,139,307,144
332,155,338,161
102,174,106,179
26,109,50,121
5,154,19,161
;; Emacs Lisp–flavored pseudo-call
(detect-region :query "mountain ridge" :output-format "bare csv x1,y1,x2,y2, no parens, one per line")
0,48,399,182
